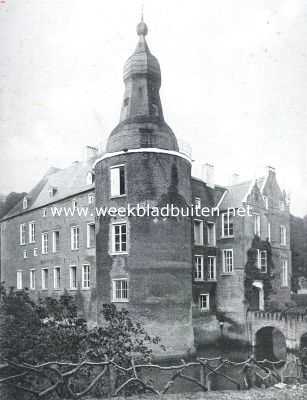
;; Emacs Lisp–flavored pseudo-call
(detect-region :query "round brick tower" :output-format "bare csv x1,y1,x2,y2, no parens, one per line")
94,19,194,356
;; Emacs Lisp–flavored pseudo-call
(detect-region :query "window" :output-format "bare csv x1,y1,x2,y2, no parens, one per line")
193,220,203,245
208,256,217,280
17,271,23,289
222,249,234,273
42,232,48,254
87,223,95,248
82,265,90,289
280,225,287,246
112,223,127,253
267,222,271,242
20,223,26,245
194,255,204,281
279,201,285,211
281,259,288,287
199,294,209,311
254,214,261,236
23,250,28,259
70,266,77,289
48,186,57,197
33,248,38,257
22,197,28,209
52,231,60,253
263,196,268,209
43,208,47,217
41,268,48,290
257,250,267,273
53,267,61,289
207,222,216,246
112,279,128,302
110,165,126,197
222,213,234,237
72,199,78,208
29,222,36,243
88,193,95,205
195,197,201,209
71,226,80,250
86,172,94,185
29,269,35,290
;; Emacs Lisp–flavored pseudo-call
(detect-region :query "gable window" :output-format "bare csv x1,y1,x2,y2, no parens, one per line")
263,196,269,209
70,266,77,290
222,213,234,237
22,197,28,209
88,193,95,205
112,223,127,253
199,293,210,311
29,222,36,243
42,232,48,254
280,225,287,246
16,271,23,290
194,255,204,281
53,267,61,289
207,222,216,246
52,231,60,253
20,223,26,245
71,226,80,250
254,214,261,236
281,259,288,287
82,265,90,289
33,248,38,257
110,165,126,197
257,250,267,273
72,199,78,208
48,186,57,197
23,250,28,259
222,249,234,273
41,268,48,290
29,269,35,290
43,208,47,217
112,278,128,302
194,220,203,245
208,256,217,280
195,197,201,209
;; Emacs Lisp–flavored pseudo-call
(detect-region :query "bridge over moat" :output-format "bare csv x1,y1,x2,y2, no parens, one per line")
247,311,307,359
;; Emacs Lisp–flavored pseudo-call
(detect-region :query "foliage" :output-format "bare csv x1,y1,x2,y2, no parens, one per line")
0,285,164,397
244,236,275,310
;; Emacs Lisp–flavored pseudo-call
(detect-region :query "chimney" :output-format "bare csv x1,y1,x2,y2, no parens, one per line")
201,163,215,188
231,173,240,185
83,145,98,162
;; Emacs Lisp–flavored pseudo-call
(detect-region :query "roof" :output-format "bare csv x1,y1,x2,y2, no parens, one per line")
220,177,265,210
191,176,226,208
2,158,98,221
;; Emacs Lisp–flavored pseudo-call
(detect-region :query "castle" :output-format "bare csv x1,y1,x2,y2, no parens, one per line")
0,19,292,355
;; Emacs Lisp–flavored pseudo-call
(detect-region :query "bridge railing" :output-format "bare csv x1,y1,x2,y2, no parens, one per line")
0,354,306,399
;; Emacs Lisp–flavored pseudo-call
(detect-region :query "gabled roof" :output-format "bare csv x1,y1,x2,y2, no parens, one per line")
220,177,265,210
2,158,97,221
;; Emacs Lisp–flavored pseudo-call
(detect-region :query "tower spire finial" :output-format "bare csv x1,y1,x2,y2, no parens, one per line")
141,2,144,22
137,4,148,37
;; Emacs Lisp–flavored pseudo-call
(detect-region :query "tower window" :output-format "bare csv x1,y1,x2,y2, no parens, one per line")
199,294,209,311
123,97,129,106
222,213,234,237
112,279,128,302
152,104,159,116
110,165,126,197
112,222,127,253
257,250,267,273
280,225,287,246
222,249,234,274
194,255,204,281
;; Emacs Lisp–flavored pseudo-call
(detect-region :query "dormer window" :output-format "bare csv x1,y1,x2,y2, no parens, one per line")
86,172,94,185
48,186,57,197
22,197,28,210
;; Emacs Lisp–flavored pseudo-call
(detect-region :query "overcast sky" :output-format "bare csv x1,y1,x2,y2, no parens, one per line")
0,0,306,216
